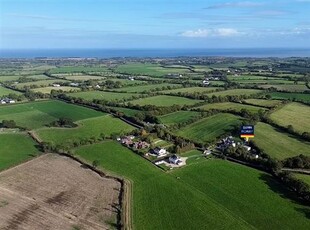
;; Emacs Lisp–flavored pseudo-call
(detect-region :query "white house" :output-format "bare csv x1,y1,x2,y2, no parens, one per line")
95,84,101,89
70,82,79,87
204,150,212,156
152,147,167,157
202,80,210,86
169,154,181,165
52,84,61,87
243,145,251,151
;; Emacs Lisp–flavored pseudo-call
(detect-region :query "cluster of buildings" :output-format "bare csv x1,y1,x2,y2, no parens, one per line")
217,136,253,154
118,135,150,150
202,77,220,86
0,97,16,104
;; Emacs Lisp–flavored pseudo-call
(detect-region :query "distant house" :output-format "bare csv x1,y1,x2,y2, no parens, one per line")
152,147,167,157
120,135,135,146
0,98,15,104
243,145,251,151
202,80,210,86
52,84,61,87
95,84,101,89
169,154,182,165
203,150,212,156
70,82,79,87
128,76,135,81
133,141,150,149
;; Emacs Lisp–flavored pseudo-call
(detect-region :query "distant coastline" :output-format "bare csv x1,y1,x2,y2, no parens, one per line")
1,48,310,58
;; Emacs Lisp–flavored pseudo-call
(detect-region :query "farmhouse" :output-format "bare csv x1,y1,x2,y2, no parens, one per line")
133,141,150,149
69,82,79,87
95,84,101,89
0,98,16,104
52,84,61,87
202,80,210,86
152,147,167,157
204,149,212,156
119,135,135,146
169,154,182,165
243,145,251,151
128,76,135,81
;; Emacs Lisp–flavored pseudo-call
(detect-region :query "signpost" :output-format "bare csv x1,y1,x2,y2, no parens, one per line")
240,125,254,141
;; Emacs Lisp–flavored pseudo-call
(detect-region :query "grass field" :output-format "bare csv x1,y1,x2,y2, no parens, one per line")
293,173,310,186
105,78,147,86
268,92,310,102
0,133,40,171
128,95,202,107
108,107,141,116
206,89,263,97
68,91,139,101
32,86,78,94
177,113,243,143
0,75,22,82
253,122,310,159
162,87,221,94
112,83,181,93
0,86,22,96
196,102,266,113
36,115,135,146
244,99,283,108
259,84,308,92
74,141,310,229
270,103,310,134
115,63,190,77
61,75,105,81
14,79,68,89
0,100,103,129
49,66,110,74
158,111,199,125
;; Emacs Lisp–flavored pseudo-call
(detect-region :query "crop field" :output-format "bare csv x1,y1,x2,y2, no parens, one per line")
269,103,310,134
196,102,266,113
0,100,103,129
177,113,243,143
0,154,121,229
258,84,308,92
162,86,221,94
49,66,110,74
0,75,22,82
74,141,310,229
108,106,141,116
26,74,51,80
68,91,139,101
158,111,199,125
172,160,310,229
112,83,181,93
14,79,68,89
128,95,202,107
0,133,40,171
115,63,190,77
244,99,283,108
36,115,135,146
32,86,79,94
105,78,147,86
206,89,263,97
253,122,310,159
0,86,22,96
61,75,105,81
268,92,310,102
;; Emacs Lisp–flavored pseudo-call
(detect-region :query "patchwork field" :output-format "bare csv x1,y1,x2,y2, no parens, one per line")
206,89,263,97
268,92,310,102
0,100,103,129
293,173,310,186
0,133,40,171
32,86,78,94
0,86,22,96
0,75,22,82
14,79,68,89
244,99,283,108
253,122,310,159
61,75,105,81
177,113,243,143
158,111,199,126
115,63,190,77
112,83,181,93
270,103,310,134
196,102,266,113
108,107,141,116
0,154,121,229
68,91,139,101
74,141,310,229
128,95,202,107
162,87,221,94
259,84,308,92
36,115,135,146
49,66,110,74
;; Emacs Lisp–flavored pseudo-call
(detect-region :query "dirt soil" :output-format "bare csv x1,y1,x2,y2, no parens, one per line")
0,154,121,230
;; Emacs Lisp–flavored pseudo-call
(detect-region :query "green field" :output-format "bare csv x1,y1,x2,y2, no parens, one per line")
0,86,22,96
74,141,310,229
115,63,190,77
0,133,40,171
0,100,103,129
259,84,308,92
244,99,283,108
32,86,78,94
68,91,139,101
270,103,310,134
14,79,68,89
293,173,310,186
253,122,310,159
162,87,221,94
61,75,105,81
268,92,310,102
206,89,263,97
108,107,141,116
105,78,147,86
112,83,181,93
49,66,110,74
177,113,243,143
158,111,199,125
197,102,266,113
128,95,202,107
36,115,135,146
0,75,22,82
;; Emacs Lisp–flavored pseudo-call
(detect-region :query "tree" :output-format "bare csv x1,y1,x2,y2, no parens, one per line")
92,160,99,168
1,120,17,128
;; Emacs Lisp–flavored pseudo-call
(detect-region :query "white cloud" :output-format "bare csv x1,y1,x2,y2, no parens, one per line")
206,1,264,9
181,28,240,38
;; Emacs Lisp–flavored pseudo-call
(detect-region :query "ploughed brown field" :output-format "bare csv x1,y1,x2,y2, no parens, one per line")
0,154,121,230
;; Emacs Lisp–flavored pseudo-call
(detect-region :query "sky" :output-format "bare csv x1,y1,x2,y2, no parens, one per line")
0,0,309,49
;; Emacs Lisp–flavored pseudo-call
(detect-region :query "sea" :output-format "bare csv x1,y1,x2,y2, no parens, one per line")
0,48,310,58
